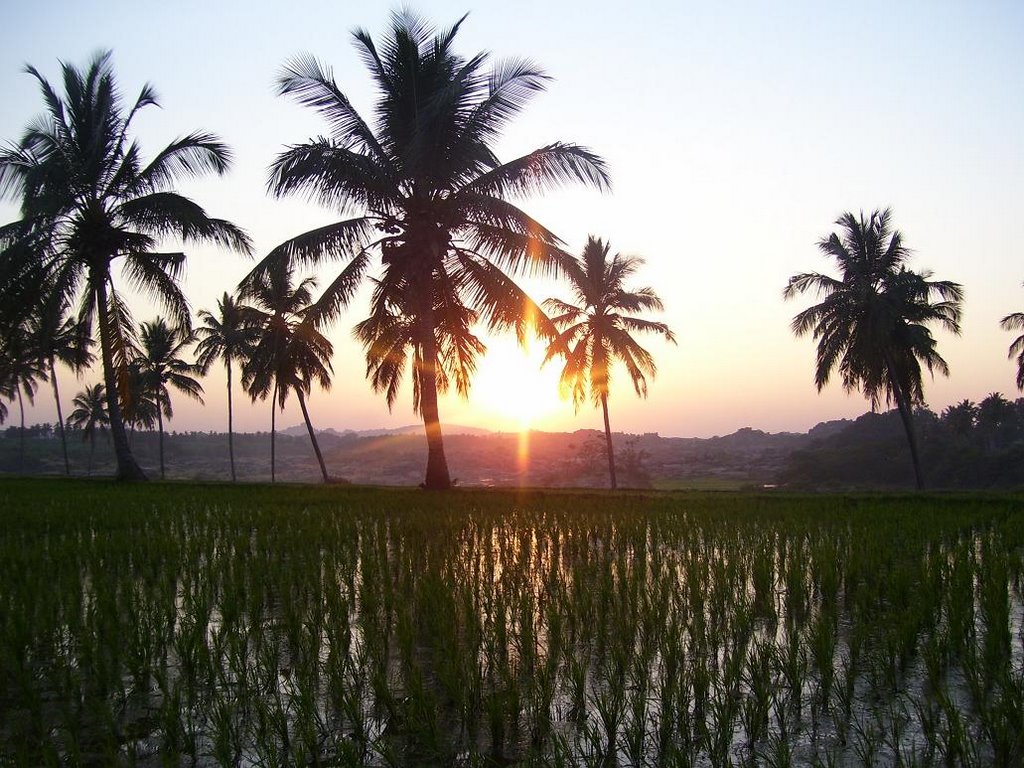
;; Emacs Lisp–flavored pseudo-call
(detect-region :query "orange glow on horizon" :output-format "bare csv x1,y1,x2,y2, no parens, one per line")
471,335,569,433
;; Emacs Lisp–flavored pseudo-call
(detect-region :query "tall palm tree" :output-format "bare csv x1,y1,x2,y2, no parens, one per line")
784,209,963,490
67,383,109,476
137,317,204,480
251,11,609,489
27,296,94,475
542,236,675,489
195,292,259,481
0,51,251,481
241,263,333,483
999,289,1024,391
0,326,46,472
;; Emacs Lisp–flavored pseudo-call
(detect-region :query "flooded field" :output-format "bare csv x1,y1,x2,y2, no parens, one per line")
1,480,1022,766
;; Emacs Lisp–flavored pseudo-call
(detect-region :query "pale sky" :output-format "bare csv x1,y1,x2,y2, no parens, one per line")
2,1,1023,438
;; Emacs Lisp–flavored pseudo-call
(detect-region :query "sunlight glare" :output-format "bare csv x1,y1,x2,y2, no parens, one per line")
473,335,567,433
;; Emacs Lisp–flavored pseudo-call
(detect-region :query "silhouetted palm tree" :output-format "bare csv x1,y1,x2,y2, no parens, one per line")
977,392,1015,452
999,291,1024,390
241,263,333,483
195,292,259,481
543,236,675,489
942,399,977,439
784,209,963,490
0,327,46,471
251,11,609,488
137,317,204,479
27,297,93,475
67,383,109,476
0,51,251,480
122,360,160,446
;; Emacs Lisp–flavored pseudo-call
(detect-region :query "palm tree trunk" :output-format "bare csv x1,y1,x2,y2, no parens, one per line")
418,341,452,490
601,392,617,490
49,357,70,476
16,387,25,473
94,277,146,481
297,391,329,483
886,364,924,490
893,389,924,490
157,405,165,480
271,383,277,483
227,359,236,482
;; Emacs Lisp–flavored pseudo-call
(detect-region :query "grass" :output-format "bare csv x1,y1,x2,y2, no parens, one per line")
0,478,1022,766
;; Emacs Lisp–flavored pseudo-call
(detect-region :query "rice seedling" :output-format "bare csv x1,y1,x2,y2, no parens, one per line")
0,480,1022,766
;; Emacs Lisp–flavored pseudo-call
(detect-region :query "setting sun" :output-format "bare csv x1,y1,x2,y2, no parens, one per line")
472,336,568,432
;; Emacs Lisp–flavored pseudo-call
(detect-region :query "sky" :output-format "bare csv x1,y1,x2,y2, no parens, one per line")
2,1,1023,439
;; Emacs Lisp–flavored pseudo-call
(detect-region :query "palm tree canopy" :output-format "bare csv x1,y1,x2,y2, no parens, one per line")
240,261,333,408
0,325,46,405
784,209,963,409
999,286,1024,390
121,361,160,431
137,317,204,418
67,383,109,438
247,12,609,395
28,295,94,372
543,236,676,408
194,292,260,374
0,50,252,342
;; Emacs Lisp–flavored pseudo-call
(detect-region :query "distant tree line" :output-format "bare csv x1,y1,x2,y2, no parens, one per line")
781,393,1024,489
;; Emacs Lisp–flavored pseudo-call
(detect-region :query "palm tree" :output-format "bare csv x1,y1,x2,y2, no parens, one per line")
241,263,333,483
250,11,609,489
67,383,109,476
27,297,93,475
942,399,977,439
0,51,251,481
121,360,160,445
195,292,259,481
999,290,1024,391
137,317,204,479
0,326,46,472
542,236,675,489
784,209,963,490
977,392,1015,452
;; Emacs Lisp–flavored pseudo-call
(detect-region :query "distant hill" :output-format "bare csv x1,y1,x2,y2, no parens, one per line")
279,423,493,438
10,406,1023,489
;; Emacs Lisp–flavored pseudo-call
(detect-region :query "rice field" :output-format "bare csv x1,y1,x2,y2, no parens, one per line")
1,480,1022,766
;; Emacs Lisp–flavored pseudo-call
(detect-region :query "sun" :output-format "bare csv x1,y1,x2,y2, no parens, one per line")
472,336,567,432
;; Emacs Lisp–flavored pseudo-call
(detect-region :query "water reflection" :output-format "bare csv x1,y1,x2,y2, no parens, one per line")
1,499,1022,765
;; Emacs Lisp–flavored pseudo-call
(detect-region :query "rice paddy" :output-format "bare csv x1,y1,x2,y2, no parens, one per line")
1,480,1022,766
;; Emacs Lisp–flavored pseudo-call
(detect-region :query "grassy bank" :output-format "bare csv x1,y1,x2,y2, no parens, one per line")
1,479,1022,766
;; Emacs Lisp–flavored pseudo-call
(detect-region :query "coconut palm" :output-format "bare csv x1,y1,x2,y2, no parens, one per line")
0,51,251,481
942,399,977,439
67,383,109,475
0,325,46,471
784,209,963,490
27,297,93,475
999,291,1024,391
977,392,1016,452
542,236,675,489
122,360,160,445
241,263,333,483
195,292,259,481
136,317,204,479
251,11,609,489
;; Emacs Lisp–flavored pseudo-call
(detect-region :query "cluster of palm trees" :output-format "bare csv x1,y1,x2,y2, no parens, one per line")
0,14,678,489
2,14,1018,491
